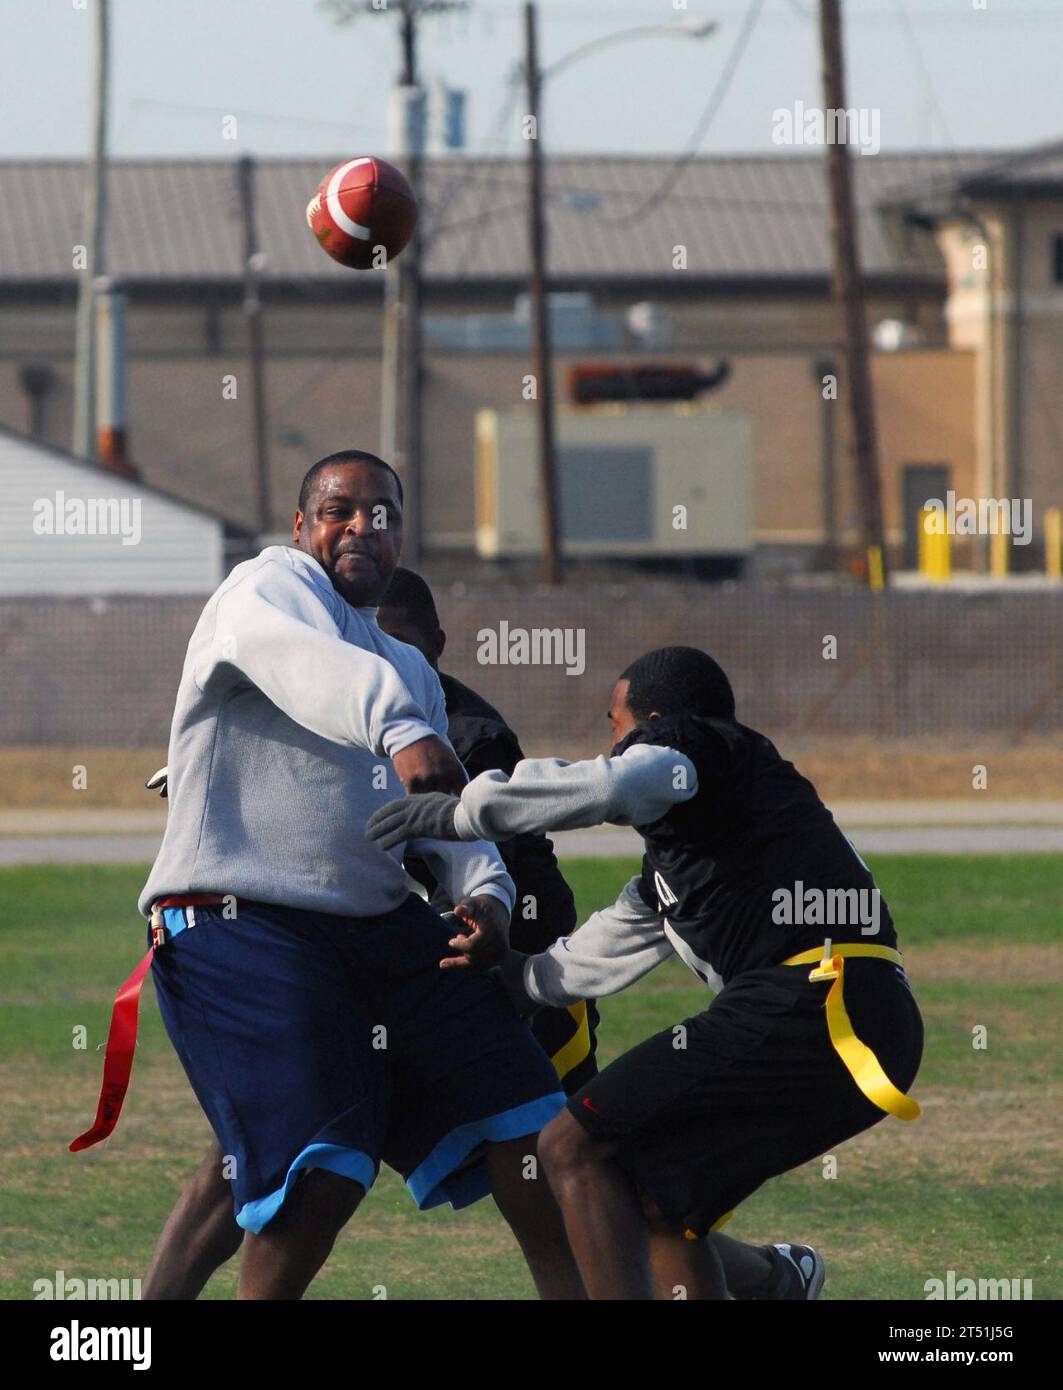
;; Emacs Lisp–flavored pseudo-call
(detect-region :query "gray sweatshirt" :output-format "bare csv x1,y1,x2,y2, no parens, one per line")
448,746,704,1009
139,546,514,920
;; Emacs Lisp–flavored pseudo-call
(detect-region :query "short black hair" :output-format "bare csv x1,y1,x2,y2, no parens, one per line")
379,567,440,635
298,450,404,514
620,646,735,722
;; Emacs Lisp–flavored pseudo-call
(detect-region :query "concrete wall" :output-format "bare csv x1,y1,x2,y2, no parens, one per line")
1,586,1058,752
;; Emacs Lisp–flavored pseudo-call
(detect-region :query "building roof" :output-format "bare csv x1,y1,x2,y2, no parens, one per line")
0,150,1003,290
0,420,248,532
881,139,1063,221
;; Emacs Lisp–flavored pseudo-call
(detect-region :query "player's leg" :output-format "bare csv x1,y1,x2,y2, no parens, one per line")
372,894,583,1298
151,901,387,1301
538,1108,655,1299
649,1230,727,1301
142,1140,242,1299
237,1169,365,1301
484,1135,586,1300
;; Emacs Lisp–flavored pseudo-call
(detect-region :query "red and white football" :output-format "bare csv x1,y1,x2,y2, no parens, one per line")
305,156,417,270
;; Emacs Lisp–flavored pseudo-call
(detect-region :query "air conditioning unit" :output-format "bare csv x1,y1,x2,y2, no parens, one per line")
475,404,752,558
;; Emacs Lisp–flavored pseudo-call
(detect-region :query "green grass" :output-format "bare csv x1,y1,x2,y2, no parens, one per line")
1,857,1060,1300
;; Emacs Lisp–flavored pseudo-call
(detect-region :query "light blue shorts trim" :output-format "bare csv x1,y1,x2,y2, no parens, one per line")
406,1092,566,1212
236,1142,378,1234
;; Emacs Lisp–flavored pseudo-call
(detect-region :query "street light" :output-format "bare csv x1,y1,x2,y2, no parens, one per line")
523,7,718,584
542,19,719,81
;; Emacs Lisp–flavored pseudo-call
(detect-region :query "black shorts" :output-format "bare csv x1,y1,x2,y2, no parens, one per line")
567,957,923,1237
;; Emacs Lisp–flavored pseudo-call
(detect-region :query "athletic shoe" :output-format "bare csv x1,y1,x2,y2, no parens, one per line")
771,1242,826,1300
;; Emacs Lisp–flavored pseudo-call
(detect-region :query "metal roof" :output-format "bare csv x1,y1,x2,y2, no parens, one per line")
0,150,1007,288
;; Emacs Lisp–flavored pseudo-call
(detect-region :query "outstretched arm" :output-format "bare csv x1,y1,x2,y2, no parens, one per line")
196,555,438,760
366,742,698,848
491,876,673,1010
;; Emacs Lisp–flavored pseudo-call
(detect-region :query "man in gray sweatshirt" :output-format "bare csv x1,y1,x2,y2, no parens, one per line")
136,450,581,1300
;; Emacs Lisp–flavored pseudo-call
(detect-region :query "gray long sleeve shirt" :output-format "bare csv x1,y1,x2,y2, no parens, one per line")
139,546,514,919
447,746,703,1008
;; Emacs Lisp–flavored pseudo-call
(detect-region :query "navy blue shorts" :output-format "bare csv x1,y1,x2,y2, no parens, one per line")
150,894,565,1233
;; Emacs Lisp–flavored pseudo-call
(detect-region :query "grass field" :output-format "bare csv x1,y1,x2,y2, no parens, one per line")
1,855,1060,1301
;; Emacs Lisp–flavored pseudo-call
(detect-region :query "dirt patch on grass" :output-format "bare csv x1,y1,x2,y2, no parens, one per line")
833,1083,1063,1183
907,942,1063,984
4,738,1063,808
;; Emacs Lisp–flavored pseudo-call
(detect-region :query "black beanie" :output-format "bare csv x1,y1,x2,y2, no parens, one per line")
620,646,735,722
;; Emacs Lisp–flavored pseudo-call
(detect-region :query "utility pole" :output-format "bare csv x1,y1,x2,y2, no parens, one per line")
325,1,468,570
524,0,562,586
72,0,110,461
391,4,425,569
819,0,887,586
237,155,272,535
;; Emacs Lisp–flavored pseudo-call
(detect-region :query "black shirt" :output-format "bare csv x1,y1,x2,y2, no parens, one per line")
408,672,578,952
614,713,897,985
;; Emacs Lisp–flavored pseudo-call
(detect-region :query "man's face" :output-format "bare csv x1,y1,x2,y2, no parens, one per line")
293,462,403,607
377,605,446,668
607,678,640,745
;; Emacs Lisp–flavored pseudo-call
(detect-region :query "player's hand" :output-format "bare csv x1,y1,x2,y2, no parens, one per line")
391,735,465,795
145,766,169,799
440,895,510,971
366,792,461,850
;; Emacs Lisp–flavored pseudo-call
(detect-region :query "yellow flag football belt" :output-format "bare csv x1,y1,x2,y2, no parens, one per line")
550,1001,592,1083
780,943,920,1123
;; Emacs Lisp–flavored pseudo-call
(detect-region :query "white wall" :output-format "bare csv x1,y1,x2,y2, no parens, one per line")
0,432,224,595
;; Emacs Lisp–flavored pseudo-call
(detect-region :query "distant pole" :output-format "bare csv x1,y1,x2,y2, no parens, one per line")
94,276,135,477
395,5,424,570
524,0,562,585
819,0,887,585
237,155,272,535
72,0,110,461
325,0,469,566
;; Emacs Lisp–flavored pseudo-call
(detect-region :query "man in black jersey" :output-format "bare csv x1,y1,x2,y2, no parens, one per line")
377,568,599,1095
368,645,924,1300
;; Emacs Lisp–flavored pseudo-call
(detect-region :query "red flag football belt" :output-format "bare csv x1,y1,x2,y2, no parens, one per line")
69,895,229,1152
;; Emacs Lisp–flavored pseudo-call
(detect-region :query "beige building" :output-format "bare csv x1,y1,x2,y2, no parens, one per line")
0,147,1056,574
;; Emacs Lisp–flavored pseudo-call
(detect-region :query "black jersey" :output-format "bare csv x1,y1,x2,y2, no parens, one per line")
411,672,578,952
406,672,596,1094
613,713,897,986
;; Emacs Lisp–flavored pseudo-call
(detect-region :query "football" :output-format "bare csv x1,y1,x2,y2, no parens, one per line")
305,156,417,270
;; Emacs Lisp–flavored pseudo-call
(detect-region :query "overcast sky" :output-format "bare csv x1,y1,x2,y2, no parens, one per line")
3,0,1061,163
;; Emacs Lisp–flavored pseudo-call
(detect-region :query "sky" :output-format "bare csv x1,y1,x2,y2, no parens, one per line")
2,0,1061,163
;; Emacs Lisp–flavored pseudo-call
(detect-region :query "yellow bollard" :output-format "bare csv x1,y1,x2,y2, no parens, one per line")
867,545,885,591
919,506,951,581
1045,507,1062,581
990,527,1009,579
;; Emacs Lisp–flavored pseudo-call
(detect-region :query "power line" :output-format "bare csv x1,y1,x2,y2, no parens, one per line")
591,0,769,226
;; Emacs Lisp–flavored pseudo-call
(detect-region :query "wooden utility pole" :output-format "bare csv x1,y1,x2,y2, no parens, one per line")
524,0,562,585
393,4,425,569
72,0,110,461
237,155,272,534
327,1,470,568
819,0,887,585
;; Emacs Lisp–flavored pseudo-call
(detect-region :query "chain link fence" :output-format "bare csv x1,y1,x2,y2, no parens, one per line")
2,584,1059,758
